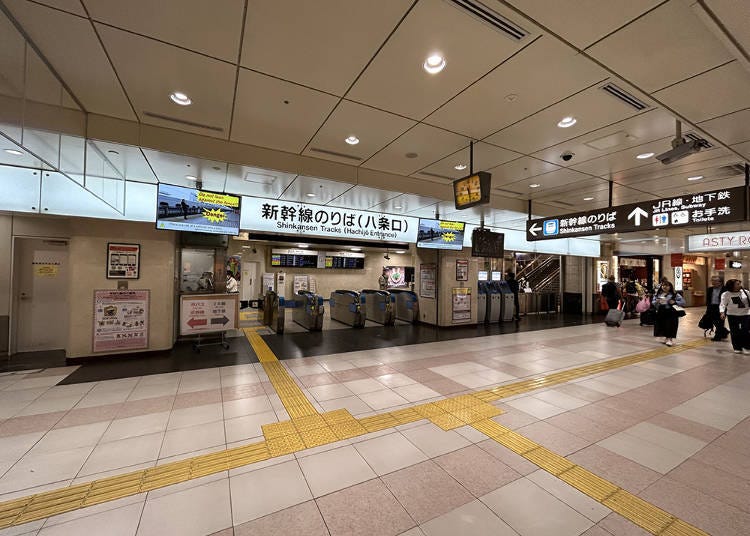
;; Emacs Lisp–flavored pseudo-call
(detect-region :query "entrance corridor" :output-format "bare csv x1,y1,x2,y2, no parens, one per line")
0,312,748,535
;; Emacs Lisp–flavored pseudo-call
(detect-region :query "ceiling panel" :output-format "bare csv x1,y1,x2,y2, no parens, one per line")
403,200,454,218
370,193,440,214
33,0,87,16
699,109,750,146
611,150,740,188
96,24,236,136
302,100,415,164
587,0,731,92
225,165,297,198
142,149,228,191
485,83,645,154
327,185,401,210
488,157,560,189
231,69,339,153
241,0,411,95
704,0,750,61
362,123,468,176
570,135,677,177
730,141,750,161
279,175,354,204
4,0,135,119
346,0,531,120
416,142,520,181
83,0,244,62
505,0,661,50
507,167,597,195
425,36,607,139
653,62,750,123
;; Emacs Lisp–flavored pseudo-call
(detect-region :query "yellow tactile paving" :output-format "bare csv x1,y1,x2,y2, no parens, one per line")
0,337,713,531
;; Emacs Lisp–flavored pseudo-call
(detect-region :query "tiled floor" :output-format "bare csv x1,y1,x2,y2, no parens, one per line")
1,310,749,535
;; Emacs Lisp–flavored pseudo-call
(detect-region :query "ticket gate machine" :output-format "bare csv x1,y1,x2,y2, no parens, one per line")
496,280,516,322
477,281,490,323
329,290,365,328
389,289,419,323
263,290,285,333
292,291,324,331
360,290,395,326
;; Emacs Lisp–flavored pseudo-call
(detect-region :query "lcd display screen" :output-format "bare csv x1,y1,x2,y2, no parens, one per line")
416,219,466,250
156,183,241,236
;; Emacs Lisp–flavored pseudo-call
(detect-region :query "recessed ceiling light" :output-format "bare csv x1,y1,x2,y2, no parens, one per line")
529,183,541,188
405,152,418,159
394,205,403,210
185,175,198,181
583,196,594,201
557,116,577,128
454,164,467,171
653,235,659,238
636,152,654,160
423,54,446,74
395,250,406,254
345,135,359,145
350,247,362,252
296,244,308,248
169,92,192,106
4,149,22,156
305,193,316,198
687,175,703,181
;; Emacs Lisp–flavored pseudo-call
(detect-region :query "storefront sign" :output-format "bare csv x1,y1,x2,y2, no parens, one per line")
715,258,726,270
420,264,436,299
670,253,683,267
687,230,750,252
241,197,418,243
527,186,746,241
107,243,140,279
93,290,149,353
674,267,683,291
180,294,239,335
455,259,468,281
451,287,471,322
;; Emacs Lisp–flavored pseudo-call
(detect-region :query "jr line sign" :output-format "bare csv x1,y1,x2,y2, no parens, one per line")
526,186,746,241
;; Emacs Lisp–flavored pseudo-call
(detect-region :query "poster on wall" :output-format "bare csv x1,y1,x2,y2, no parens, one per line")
106,243,140,279
456,259,468,281
419,264,436,298
93,290,149,353
293,275,309,293
180,294,239,335
452,287,471,322
596,261,609,288
384,266,412,289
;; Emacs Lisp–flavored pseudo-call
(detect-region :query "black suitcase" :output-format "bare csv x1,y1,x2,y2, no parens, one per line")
605,308,625,327
640,308,655,326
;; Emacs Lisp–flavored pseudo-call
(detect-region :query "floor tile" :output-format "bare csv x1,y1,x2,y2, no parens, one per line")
374,373,417,388
597,513,651,535
28,422,109,455
342,378,388,395
481,478,593,535
0,446,93,494
0,432,46,463
354,432,428,475
224,411,277,444
527,470,610,522
307,383,354,402
392,383,440,403
317,478,415,536
434,445,521,497
298,445,376,497
319,396,372,416
400,423,470,458
359,389,409,411
597,431,691,474
100,412,170,443
666,459,750,513
429,362,491,377
477,439,538,476
534,389,590,410
623,422,706,458
79,431,163,476
516,421,591,456
160,420,225,459
505,396,567,419
167,403,223,430
568,445,661,493
234,500,328,536
420,499,517,536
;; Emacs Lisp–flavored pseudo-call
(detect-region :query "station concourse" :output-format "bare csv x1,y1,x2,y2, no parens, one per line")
0,1,749,535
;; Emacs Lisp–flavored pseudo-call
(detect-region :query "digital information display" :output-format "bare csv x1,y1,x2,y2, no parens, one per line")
271,249,365,269
156,183,241,236
453,171,491,210
471,228,504,258
416,219,466,250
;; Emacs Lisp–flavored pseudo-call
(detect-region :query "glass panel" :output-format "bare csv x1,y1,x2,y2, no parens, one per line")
84,140,125,212
0,165,41,213
0,11,25,144
22,48,62,168
181,248,215,292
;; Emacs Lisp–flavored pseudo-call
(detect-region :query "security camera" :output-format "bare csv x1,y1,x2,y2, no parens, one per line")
384,253,390,260
196,179,203,190
560,151,575,162
655,138,704,165
252,247,257,254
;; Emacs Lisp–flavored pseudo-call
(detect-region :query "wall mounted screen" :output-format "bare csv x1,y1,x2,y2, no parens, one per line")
156,183,241,236
416,219,466,250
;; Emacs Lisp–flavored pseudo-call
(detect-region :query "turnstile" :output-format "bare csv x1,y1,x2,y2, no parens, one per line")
497,280,516,322
263,291,285,333
389,289,419,323
292,291,324,331
360,289,395,326
329,290,365,328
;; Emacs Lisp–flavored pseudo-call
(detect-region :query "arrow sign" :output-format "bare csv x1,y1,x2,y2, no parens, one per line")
210,315,230,325
187,317,207,328
529,223,541,237
627,207,648,226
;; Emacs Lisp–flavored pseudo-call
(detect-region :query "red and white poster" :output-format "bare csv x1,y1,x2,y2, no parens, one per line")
93,290,149,352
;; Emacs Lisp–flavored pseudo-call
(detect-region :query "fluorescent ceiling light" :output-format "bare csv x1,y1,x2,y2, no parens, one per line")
529,183,541,188
350,247,362,252
557,116,576,128
395,250,406,254
305,193,316,198
394,205,402,209
4,149,22,156
687,175,703,181
454,164,467,171
185,175,198,181
583,197,594,201
169,92,192,106
636,152,654,160
423,54,446,74
345,136,359,145
296,244,308,248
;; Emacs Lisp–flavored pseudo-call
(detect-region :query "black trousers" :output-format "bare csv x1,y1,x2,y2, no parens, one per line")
706,304,727,339
726,315,749,351
654,308,679,338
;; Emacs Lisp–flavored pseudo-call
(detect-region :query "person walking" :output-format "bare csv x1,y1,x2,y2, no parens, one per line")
652,280,685,346
719,279,750,354
505,271,520,321
705,276,728,341
601,275,620,311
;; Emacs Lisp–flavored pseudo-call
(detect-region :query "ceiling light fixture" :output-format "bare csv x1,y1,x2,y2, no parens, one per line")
395,250,406,254
169,92,192,106
529,183,541,188
345,135,359,145
557,116,577,128
583,196,594,201
636,152,654,160
394,205,402,209
4,149,22,156
423,54,446,74
305,193,316,198
454,164,467,171
296,244,308,248
185,175,198,181
687,175,703,181
350,247,362,252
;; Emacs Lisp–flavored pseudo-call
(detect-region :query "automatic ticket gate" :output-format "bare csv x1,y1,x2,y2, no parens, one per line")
389,289,419,323
329,290,365,328
292,290,324,331
483,280,515,323
497,280,516,322
477,281,489,323
360,289,395,326
263,290,285,334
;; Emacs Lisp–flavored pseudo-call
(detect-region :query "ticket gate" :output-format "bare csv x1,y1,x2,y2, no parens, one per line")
360,289,395,326
477,281,489,323
329,290,365,328
389,289,419,323
497,280,516,322
292,290,324,331
263,290,285,334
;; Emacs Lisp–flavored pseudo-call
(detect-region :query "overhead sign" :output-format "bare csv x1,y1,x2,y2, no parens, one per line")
453,171,491,210
687,230,750,252
241,197,418,243
526,186,746,241
180,294,239,335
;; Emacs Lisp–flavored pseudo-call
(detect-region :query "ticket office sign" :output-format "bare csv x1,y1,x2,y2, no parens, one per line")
93,290,149,353
180,294,239,335
526,186,746,241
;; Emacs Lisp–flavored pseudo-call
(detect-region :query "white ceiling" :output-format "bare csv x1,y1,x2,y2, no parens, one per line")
0,0,748,235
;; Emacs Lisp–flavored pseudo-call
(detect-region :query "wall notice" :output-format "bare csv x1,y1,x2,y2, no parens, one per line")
451,287,471,323
420,264,436,299
93,290,149,353
107,243,140,279
180,294,239,335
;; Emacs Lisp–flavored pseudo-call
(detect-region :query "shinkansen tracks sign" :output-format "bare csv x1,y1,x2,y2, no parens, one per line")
526,186,746,241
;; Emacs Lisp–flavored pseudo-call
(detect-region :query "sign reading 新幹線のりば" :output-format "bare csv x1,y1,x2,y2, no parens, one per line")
526,186,746,241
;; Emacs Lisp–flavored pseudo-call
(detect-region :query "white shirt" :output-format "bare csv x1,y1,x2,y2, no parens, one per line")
226,277,239,293
719,290,750,316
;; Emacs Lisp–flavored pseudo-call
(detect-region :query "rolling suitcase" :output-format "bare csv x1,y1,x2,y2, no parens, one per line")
605,308,625,327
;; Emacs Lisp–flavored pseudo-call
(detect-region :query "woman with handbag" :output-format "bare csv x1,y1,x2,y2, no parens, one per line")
719,279,750,354
652,280,685,347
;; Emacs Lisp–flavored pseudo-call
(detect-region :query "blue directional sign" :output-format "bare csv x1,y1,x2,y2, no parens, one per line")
542,219,559,236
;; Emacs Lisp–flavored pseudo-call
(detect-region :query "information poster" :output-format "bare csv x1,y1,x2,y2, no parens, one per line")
93,290,149,352
107,243,140,279
452,287,471,323
180,294,239,335
456,259,469,281
420,264,436,299
293,275,309,293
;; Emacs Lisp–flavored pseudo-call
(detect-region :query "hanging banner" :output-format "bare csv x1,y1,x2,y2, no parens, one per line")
241,197,418,243
93,290,149,353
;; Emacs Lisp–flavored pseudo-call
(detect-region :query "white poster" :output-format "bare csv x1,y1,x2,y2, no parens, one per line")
293,275,309,294
420,264,436,299
180,294,239,335
93,290,149,352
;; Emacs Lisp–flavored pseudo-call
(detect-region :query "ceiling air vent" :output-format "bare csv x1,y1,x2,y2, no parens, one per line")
684,133,712,149
419,171,455,181
600,83,648,111
143,111,224,132
715,163,745,178
447,0,527,41
308,147,362,161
